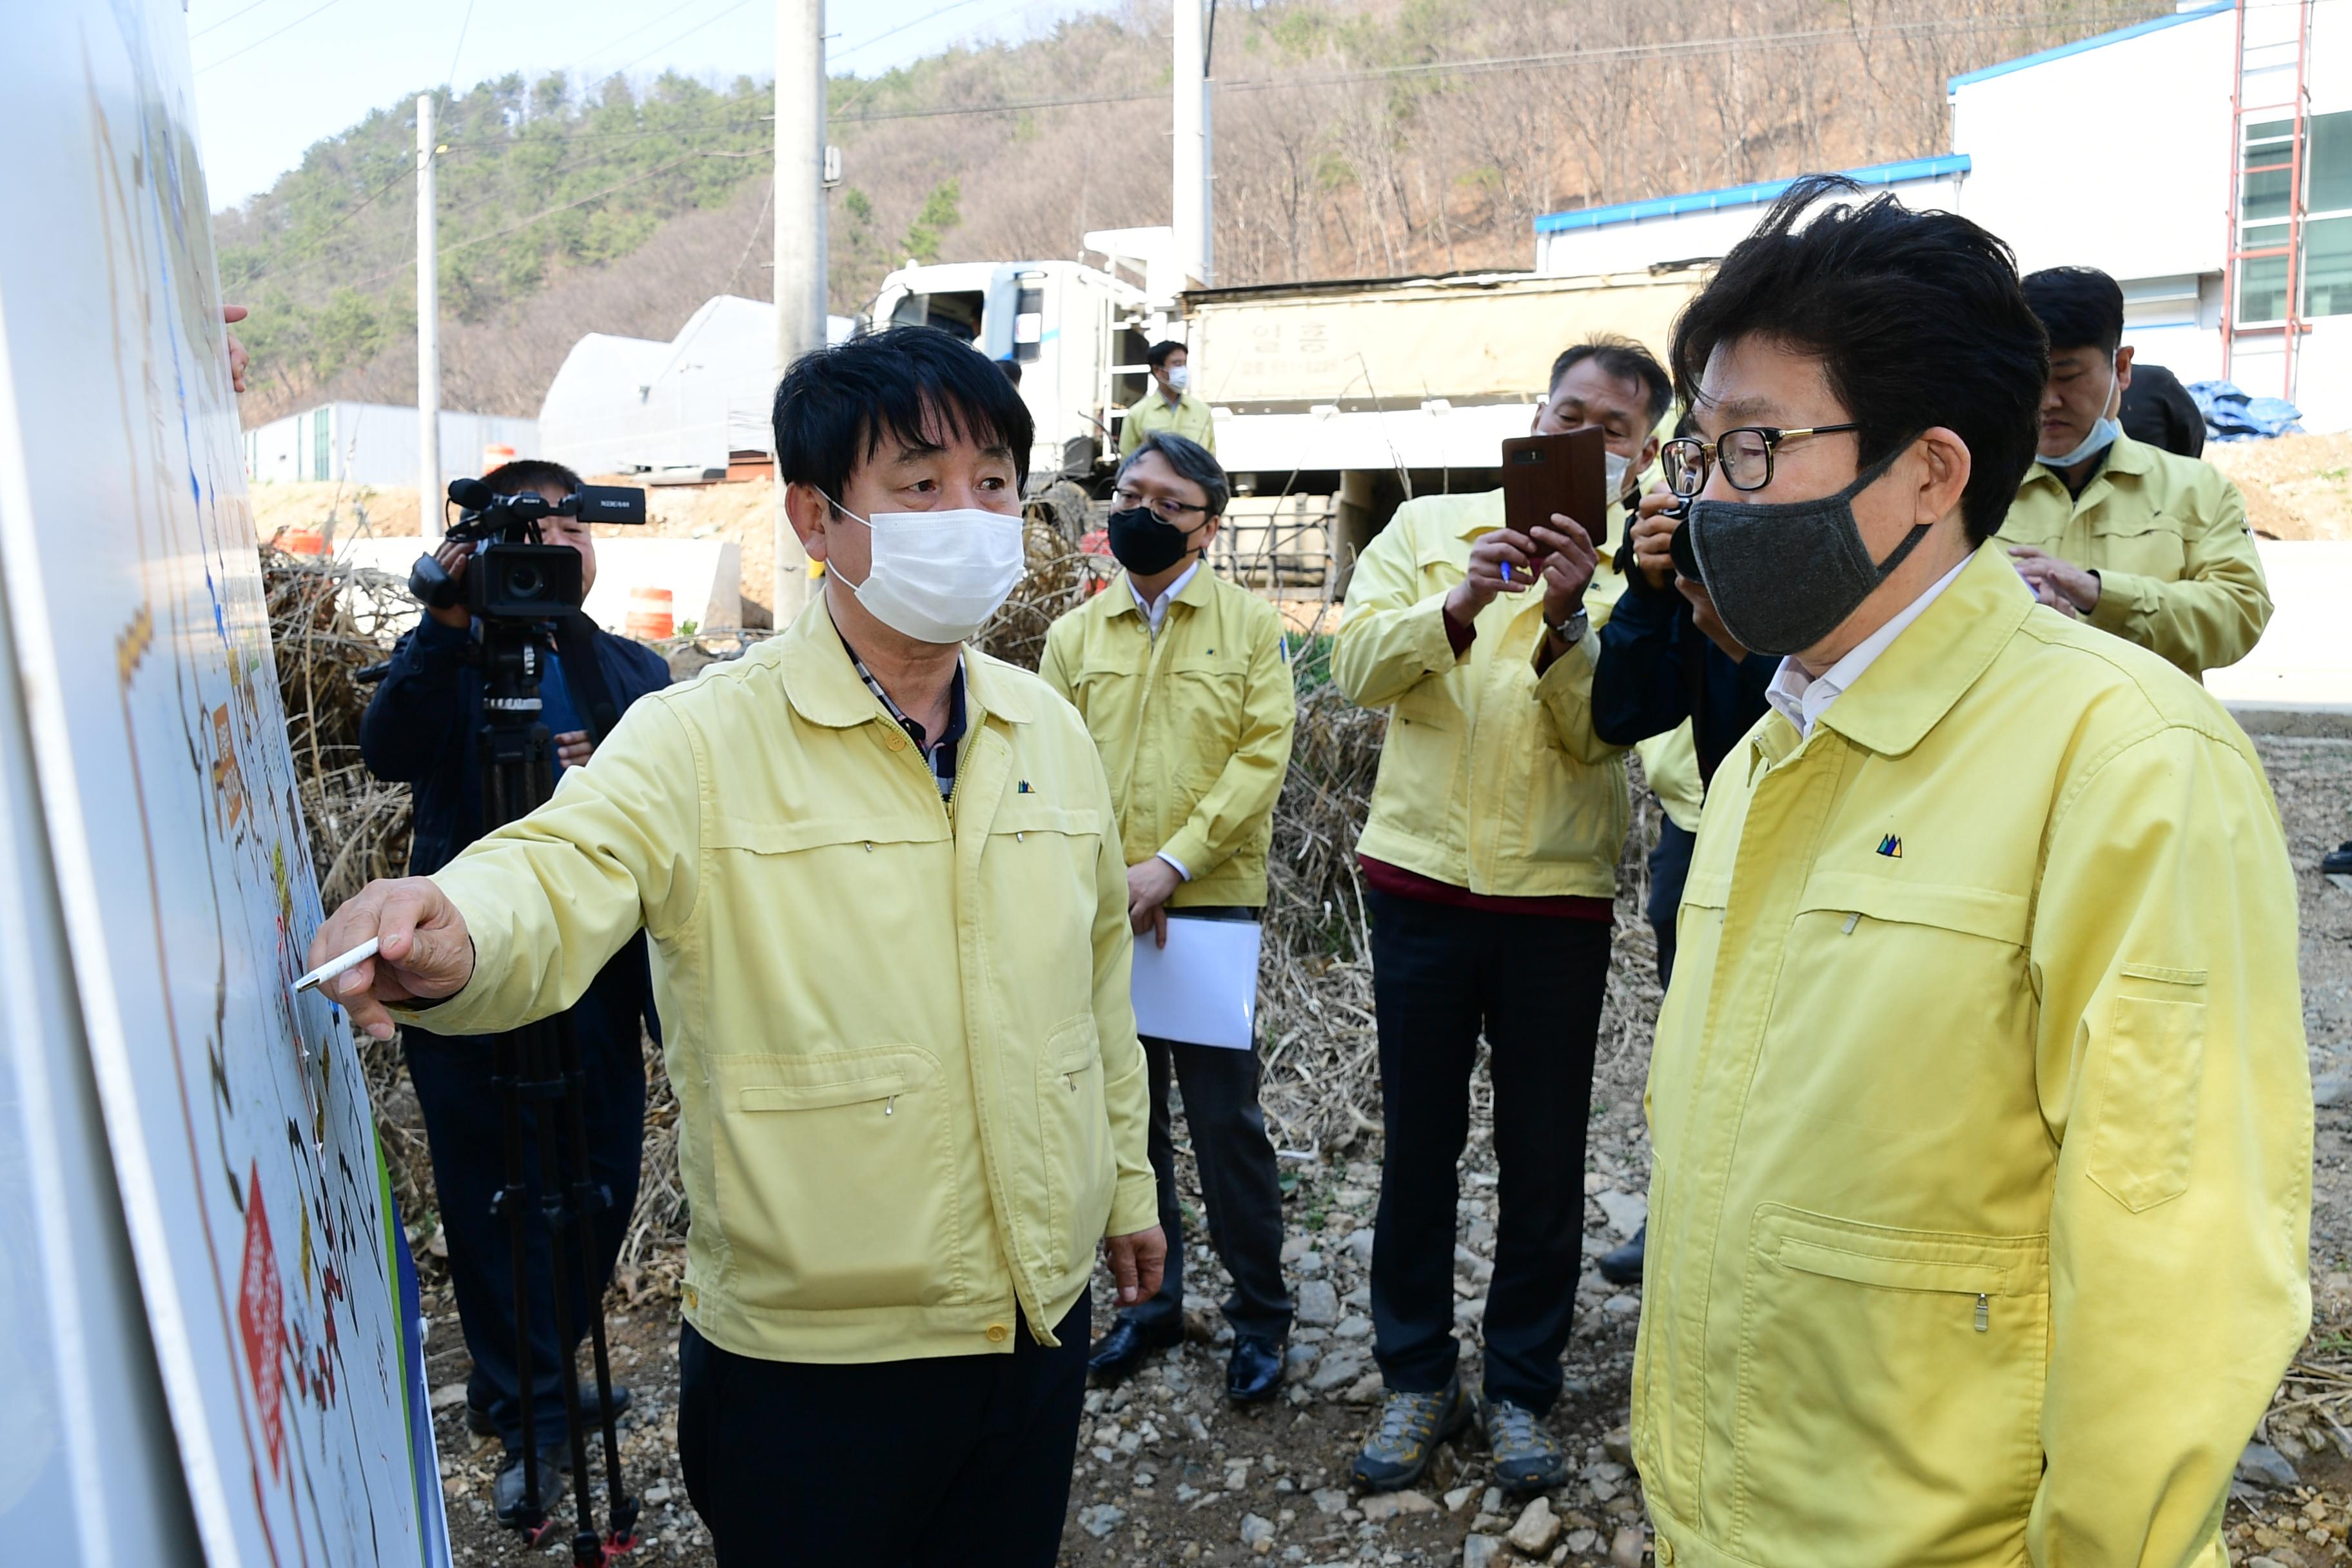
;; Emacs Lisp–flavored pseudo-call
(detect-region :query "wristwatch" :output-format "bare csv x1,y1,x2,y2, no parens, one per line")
1546,605,1589,647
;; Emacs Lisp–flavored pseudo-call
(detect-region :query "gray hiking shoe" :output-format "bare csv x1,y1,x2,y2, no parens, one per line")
1350,1375,1473,1492
1482,1396,1568,1493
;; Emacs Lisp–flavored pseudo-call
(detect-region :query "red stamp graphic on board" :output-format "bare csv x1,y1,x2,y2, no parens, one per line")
238,1162,287,1476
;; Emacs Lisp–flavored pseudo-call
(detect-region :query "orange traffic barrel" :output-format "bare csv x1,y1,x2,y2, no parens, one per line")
625,585,676,640
483,443,517,471
277,527,327,556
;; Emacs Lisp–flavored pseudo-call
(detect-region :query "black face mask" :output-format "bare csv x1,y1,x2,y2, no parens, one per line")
1108,505,1197,576
1669,443,1928,658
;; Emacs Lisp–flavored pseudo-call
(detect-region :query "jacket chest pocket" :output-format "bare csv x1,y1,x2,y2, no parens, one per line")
2085,510,2187,578
707,1048,965,1313
1164,654,1247,775
1032,1014,1117,1281
1730,1206,2048,1565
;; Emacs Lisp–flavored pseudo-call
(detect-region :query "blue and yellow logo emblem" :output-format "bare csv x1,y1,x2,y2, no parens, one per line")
1875,834,1903,859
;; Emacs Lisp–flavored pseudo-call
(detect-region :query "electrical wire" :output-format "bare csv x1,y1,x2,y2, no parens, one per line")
444,0,479,86
189,0,281,42
195,0,357,73
560,0,708,84
605,0,762,81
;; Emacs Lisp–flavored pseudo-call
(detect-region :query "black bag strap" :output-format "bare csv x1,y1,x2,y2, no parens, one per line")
551,611,624,743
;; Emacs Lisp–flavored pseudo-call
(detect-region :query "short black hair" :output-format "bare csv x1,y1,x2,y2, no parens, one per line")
997,357,1023,387
772,326,1036,503
1118,432,1229,520
2021,266,2125,357
1146,339,1188,370
1669,174,2046,544
1551,337,1672,425
482,458,583,497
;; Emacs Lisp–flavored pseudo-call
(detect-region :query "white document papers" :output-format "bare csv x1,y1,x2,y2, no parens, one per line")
1130,916,1263,1050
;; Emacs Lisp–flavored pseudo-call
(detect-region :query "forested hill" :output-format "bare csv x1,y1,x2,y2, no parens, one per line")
220,0,2169,426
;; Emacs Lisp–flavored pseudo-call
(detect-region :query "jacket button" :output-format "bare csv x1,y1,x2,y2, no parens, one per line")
985,1323,1010,1343
1656,1538,1672,1565
887,733,908,751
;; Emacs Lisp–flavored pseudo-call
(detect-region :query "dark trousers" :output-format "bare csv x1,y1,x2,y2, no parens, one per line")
404,979,645,1451
1364,887,1613,1413
677,1298,1090,1567
1122,1033,1292,1344
1647,819,1697,990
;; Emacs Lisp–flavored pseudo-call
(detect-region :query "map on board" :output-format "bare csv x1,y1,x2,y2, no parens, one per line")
0,4,437,1563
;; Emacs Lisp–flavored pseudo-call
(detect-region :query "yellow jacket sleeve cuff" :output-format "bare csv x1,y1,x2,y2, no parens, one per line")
384,867,511,1034
1158,823,1217,884
2086,569,2155,638
1109,1175,1161,1238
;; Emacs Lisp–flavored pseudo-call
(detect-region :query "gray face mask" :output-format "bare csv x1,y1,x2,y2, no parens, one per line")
1670,443,1927,658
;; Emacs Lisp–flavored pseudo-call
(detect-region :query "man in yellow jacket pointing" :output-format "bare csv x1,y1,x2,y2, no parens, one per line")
1634,177,2309,1567
307,328,1161,1565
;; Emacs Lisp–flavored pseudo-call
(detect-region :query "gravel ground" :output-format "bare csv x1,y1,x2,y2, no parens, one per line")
424,734,2352,1567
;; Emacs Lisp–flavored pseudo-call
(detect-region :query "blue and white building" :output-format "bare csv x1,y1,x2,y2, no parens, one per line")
1533,1,2352,431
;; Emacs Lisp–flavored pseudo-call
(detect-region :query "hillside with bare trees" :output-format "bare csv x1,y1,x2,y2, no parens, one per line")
226,0,2166,426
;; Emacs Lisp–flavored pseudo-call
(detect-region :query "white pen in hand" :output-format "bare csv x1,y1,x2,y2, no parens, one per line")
294,936,379,995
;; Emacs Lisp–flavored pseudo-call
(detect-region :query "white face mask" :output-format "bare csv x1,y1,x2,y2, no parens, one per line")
828,501,1027,646
1166,364,1190,393
2043,357,2122,469
1603,450,1631,498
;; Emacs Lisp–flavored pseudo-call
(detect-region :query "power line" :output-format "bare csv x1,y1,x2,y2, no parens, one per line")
828,0,992,67
444,0,479,86
560,0,708,84
195,0,356,73
608,0,762,81
188,0,280,42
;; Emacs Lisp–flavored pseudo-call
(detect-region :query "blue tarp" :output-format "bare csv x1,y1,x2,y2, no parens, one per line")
2188,379,2306,442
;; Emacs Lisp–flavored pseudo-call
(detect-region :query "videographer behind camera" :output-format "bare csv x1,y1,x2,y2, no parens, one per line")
360,457,670,1523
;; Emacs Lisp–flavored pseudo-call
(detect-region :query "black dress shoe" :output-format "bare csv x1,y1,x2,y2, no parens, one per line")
469,1382,634,1440
1597,1224,1645,1287
1226,1336,1284,1404
1087,1318,1181,1384
494,1444,569,1527
2326,842,2352,890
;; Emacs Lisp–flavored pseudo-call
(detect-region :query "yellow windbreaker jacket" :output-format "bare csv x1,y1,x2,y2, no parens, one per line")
1038,566,1296,908
1331,489,1628,898
1995,431,2271,678
1119,387,1217,456
1634,544,2310,1568
400,603,1158,1364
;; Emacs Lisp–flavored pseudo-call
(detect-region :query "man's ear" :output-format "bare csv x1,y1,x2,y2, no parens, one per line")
1912,427,1974,529
784,482,831,562
2114,344,2136,399
1640,432,1660,472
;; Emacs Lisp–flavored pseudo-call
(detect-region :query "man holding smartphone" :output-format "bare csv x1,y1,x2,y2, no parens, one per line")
1330,339,1669,1495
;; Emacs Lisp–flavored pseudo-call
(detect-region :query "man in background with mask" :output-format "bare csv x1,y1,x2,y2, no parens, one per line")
1328,338,1665,1496
1039,431,1297,1404
1121,338,1216,456
1997,266,2269,678
306,326,1164,1565
1636,177,2307,1565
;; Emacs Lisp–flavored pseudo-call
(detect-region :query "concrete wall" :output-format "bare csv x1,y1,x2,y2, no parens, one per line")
244,404,539,494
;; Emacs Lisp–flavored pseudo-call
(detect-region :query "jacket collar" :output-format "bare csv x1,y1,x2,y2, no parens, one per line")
1107,561,1219,619
1810,542,2033,758
776,596,1034,729
2022,428,2154,496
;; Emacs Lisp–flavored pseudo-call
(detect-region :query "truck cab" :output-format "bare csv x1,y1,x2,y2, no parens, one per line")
867,258,1174,486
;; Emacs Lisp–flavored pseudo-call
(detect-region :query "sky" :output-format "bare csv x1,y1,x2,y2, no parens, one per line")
186,0,1117,210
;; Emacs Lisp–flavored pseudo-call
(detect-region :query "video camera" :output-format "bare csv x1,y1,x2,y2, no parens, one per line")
409,475,647,620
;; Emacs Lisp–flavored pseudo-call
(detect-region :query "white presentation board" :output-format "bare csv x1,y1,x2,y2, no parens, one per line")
0,5,437,1564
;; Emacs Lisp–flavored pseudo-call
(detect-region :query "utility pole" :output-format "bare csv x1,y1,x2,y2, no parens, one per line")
1173,0,1211,286
772,0,827,625
416,93,442,542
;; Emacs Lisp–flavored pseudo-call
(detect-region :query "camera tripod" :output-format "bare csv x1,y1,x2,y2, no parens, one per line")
474,613,640,1564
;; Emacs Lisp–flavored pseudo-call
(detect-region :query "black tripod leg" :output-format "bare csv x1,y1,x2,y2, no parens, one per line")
492,1033,550,1541
522,1019,604,1565
554,1013,639,1549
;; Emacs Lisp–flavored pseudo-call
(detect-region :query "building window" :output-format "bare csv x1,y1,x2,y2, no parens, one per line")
2242,110,2352,324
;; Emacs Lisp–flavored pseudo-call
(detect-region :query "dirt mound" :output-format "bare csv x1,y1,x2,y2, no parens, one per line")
2208,431,2352,541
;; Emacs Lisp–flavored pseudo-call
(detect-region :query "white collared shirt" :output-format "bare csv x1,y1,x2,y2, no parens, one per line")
1128,560,1200,636
1127,560,1202,881
1765,557,1970,741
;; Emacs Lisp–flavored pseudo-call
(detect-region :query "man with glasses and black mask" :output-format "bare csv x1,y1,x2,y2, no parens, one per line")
1997,266,2270,679
1039,431,1297,1404
307,327,1163,1565
1632,176,2307,1565
1328,338,1667,1497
